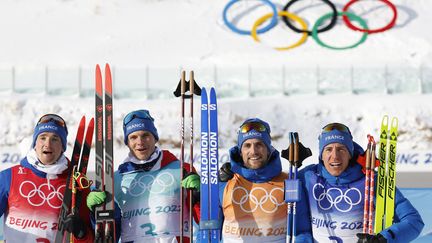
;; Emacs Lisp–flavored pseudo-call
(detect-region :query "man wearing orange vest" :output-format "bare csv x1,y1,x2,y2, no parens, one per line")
218,118,290,243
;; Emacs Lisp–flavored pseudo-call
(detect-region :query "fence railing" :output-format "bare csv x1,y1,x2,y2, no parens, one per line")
1,65,431,98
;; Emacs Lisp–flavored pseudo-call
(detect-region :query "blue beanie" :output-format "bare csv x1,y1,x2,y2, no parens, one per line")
237,118,272,151
32,120,68,151
319,128,354,159
123,116,159,145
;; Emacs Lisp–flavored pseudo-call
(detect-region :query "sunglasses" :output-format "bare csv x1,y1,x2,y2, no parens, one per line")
73,170,93,189
239,122,268,134
123,110,154,127
37,114,68,133
321,123,351,134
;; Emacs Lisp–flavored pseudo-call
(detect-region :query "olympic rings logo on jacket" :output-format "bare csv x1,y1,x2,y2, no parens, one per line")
222,0,398,50
123,172,176,197
312,183,362,213
231,186,285,213
19,181,65,209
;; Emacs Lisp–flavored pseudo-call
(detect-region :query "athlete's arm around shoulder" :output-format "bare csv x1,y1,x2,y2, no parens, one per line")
0,167,13,216
379,187,424,243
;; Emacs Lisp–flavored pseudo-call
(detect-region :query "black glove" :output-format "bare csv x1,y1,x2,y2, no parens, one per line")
219,162,234,182
64,214,86,239
281,142,312,168
356,233,387,243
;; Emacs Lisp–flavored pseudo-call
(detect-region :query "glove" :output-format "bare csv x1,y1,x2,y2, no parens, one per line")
357,151,380,174
356,233,387,243
181,172,200,191
281,142,312,168
219,162,234,182
64,214,86,239
86,191,106,211
181,172,200,205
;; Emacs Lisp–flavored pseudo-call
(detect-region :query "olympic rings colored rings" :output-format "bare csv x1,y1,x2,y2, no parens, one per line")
342,0,398,34
312,11,368,50
222,0,278,35
252,11,308,51
282,0,337,36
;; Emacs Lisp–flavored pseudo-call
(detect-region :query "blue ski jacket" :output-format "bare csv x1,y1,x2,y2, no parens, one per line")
295,152,424,242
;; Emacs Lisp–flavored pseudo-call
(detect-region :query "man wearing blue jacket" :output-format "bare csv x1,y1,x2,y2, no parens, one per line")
295,122,424,243
87,109,198,242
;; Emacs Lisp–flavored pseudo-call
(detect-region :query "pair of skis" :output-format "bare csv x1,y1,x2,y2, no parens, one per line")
55,116,94,243
199,87,220,243
173,71,201,242
362,135,377,235
281,132,301,243
94,64,116,242
374,115,399,233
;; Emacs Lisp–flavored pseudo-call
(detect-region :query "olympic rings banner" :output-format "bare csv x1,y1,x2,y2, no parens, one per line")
222,0,398,50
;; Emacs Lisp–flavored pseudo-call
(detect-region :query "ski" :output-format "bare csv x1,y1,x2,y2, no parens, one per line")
200,87,210,242
55,116,86,243
374,116,389,233
385,118,398,228
209,88,220,243
94,63,116,243
199,87,220,243
374,116,398,233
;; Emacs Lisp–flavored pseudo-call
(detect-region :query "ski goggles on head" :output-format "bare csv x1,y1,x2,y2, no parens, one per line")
37,114,68,133
321,122,351,134
238,122,268,134
123,110,154,127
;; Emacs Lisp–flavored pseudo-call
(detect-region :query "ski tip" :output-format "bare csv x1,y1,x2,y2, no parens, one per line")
210,87,217,96
391,117,398,128
88,117,95,127
382,115,389,125
79,116,86,125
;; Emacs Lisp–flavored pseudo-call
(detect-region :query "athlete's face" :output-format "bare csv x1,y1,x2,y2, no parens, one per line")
127,130,156,161
322,143,352,177
35,132,63,165
241,138,269,169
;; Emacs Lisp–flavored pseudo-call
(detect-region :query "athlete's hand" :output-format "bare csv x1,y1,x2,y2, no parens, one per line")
219,162,234,182
86,191,106,211
64,214,86,239
182,172,200,205
181,172,200,191
356,233,387,243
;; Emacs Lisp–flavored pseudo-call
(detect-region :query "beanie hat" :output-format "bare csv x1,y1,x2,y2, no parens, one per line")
32,115,68,151
123,110,159,144
319,124,354,159
237,118,272,151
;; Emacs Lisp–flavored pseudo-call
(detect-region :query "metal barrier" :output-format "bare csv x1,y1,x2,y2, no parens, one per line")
0,65,431,98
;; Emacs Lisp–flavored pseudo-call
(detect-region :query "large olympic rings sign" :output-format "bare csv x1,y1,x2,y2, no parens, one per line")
19,181,65,209
125,172,175,197
223,0,398,50
231,186,285,213
312,183,362,213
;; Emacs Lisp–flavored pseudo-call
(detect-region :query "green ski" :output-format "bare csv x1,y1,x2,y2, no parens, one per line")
374,116,398,233
385,117,398,228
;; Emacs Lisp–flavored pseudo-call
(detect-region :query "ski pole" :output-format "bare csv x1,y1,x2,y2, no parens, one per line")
362,138,372,234
292,132,299,243
368,135,376,234
286,133,294,243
